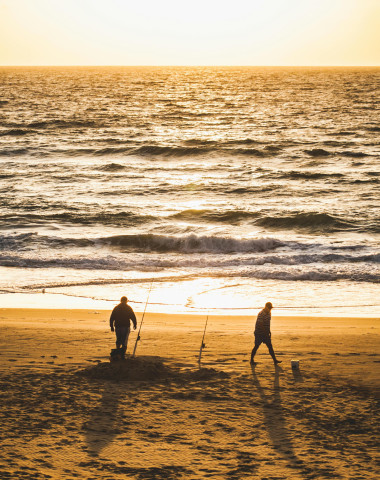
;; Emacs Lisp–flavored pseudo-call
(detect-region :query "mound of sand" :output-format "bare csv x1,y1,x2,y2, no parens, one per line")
77,356,170,381
76,356,230,383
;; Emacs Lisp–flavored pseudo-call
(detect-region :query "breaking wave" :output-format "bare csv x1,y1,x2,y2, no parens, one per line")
2,256,378,285
0,139,374,161
1,251,379,271
255,212,358,232
2,207,378,233
132,145,214,157
102,233,284,253
0,232,283,254
170,209,260,224
0,211,154,227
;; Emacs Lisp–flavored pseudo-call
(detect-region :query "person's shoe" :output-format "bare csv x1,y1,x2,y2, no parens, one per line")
274,360,282,365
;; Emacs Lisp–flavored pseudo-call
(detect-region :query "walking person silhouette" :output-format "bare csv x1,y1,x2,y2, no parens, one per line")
250,302,282,365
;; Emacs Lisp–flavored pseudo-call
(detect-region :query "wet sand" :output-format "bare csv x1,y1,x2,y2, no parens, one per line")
0,308,379,479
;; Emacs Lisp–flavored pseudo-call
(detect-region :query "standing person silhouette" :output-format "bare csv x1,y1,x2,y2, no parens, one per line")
250,302,282,365
110,296,137,353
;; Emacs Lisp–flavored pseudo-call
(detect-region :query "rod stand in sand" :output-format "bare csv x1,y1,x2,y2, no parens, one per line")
132,281,153,358
198,315,208,366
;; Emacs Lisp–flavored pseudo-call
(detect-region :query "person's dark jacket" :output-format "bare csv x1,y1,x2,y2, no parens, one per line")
254,308,271,337
110,303,137,329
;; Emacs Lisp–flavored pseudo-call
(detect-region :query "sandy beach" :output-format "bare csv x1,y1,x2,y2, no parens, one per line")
0,308,379,479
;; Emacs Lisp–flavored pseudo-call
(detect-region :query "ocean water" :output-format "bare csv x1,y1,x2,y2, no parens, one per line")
0,66,379,315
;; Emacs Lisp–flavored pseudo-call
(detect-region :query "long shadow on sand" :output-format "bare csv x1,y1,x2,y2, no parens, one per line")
80,355,170,458
83,381,124,458
251,365,328,479
251,365,297,460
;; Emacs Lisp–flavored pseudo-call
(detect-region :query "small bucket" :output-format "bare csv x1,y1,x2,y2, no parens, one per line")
291,360,300,369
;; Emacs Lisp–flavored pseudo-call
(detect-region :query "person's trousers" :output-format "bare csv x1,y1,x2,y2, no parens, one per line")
115,326,130,350
251,334,276,362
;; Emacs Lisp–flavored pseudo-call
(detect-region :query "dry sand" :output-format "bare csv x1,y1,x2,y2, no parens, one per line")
0,308,379,479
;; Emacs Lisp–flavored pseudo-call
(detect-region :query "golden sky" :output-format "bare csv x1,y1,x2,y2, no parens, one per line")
0,0,379,66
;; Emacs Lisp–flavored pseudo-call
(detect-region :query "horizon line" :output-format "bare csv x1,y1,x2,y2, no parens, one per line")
0,64,379,68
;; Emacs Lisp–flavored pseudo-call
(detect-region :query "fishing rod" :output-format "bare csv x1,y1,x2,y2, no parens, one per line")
132,281,153,358
198,315,208,365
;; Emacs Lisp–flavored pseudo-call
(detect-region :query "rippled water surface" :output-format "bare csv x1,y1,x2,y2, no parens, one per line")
1,67,379,314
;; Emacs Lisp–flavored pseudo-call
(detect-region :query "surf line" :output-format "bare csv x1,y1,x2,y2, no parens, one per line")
132,280,154,358
12,288,380,310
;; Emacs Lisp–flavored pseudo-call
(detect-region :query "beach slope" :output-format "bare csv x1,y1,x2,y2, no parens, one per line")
0,309,379,479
